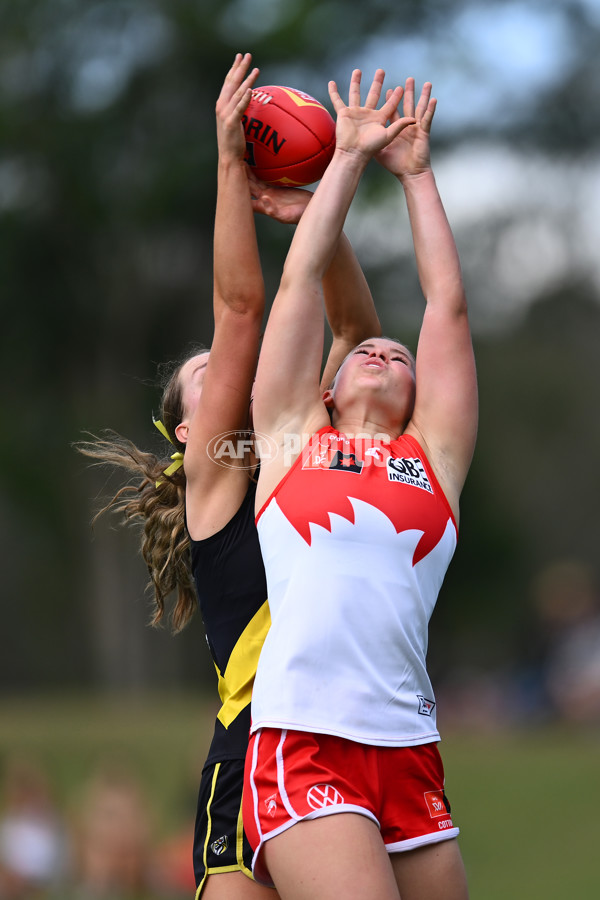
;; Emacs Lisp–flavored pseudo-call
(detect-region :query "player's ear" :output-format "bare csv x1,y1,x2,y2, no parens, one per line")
175,421,189,445
322,389,334,409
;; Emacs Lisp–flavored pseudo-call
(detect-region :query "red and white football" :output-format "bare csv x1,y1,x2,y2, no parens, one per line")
243,85,335,186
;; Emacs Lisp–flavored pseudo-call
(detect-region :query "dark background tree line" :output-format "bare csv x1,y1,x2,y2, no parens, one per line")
2,0,599,716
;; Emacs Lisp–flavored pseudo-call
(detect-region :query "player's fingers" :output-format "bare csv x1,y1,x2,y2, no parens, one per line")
249,194,269,216
234,86,253,116
420,96,437,133
246,169,268,192
229,52,250,83
221,52,252,105
385,88,400,123
364,68,385,109
238,67,259,97
381,85,404,119
386,115,416,142
328,80,346,113
258,194,274,216
415,81,432,121
225,65,258,118
247,180,261,202
217,53,241,105
347,69,362,106
246,174,270,207
228,52,243,77
403,76,415,118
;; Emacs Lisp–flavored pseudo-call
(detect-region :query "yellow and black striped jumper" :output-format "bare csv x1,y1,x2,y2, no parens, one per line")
189,477,270,896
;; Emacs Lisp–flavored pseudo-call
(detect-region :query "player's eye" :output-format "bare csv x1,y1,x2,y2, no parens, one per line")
355,348,369,355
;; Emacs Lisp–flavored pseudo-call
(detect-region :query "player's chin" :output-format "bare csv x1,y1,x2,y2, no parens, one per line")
357,369,385,381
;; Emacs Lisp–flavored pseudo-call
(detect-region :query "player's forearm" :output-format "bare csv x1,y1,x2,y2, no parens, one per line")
213,157,264,317
323,232,380,344
256,151,367,414
282,148,367,288
401,169,465,313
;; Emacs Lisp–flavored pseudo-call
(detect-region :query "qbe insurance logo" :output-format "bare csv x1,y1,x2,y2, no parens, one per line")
206,431,279,469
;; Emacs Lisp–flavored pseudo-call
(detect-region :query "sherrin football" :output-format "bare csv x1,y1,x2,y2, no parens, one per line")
243,85,336,186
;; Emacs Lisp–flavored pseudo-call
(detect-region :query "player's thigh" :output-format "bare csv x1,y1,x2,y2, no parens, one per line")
202,870,279,900
390,838,469,900
263,813,400,900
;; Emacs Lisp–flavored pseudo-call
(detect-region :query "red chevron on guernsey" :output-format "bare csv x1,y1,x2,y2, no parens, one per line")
268,428,454,566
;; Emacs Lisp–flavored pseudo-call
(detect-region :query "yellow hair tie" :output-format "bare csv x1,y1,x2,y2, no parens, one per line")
153,417,184,486
155,451,184,487
153,416,174,444
163,451,184,476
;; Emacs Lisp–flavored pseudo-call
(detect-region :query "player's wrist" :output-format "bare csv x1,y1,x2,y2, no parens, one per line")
331,145,372,171
398,167,434,188
218,155,251,175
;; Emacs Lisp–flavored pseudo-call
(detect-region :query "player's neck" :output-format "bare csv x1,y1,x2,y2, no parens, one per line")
331,412,397,443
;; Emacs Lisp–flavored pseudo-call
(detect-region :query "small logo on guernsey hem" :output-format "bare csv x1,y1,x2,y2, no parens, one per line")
424,790,450,819
417,695,436,716
387,456,432,492
307,783,345,809
210,835,228,855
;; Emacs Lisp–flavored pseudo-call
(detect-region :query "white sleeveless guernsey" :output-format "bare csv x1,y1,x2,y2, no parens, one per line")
251,428,457,747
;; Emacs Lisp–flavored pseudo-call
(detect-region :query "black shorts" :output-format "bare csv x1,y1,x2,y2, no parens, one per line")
193,758,255,895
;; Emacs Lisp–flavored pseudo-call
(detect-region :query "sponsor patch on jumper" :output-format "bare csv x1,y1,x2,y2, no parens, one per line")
417,695,436,716
329,450,363,473
302,432,365,472
387,456,432,492
424,790,449,819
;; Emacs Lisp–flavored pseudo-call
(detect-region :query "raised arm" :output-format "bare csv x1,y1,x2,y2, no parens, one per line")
252,70,414,497
377,79,478,513
182,54,264,535
320,231,381,390
247,173,381,391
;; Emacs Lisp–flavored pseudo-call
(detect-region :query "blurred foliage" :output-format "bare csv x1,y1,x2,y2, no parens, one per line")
1,0,600,696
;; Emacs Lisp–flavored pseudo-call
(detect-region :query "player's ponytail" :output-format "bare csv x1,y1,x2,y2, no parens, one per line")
74,349,205,633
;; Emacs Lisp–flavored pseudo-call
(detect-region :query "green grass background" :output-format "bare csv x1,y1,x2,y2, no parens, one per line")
443,726,599,898
1,694,598,899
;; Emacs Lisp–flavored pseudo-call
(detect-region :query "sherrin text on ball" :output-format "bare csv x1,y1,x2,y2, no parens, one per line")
243,85,335,186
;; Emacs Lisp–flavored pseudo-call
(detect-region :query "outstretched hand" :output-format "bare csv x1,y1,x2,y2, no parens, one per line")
328,69,416,160
247,170,312,224
375,78,437,179
215,52,259,161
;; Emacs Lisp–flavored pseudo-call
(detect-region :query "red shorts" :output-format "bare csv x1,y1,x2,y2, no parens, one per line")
243,728,459,886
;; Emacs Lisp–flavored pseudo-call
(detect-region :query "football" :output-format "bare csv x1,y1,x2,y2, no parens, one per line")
243,85,335,186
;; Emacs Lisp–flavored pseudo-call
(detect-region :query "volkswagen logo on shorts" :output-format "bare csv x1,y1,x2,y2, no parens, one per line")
206,430,279,469
306,783,345,810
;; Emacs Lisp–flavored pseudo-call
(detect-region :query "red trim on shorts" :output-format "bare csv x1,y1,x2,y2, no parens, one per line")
243,728,460,887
